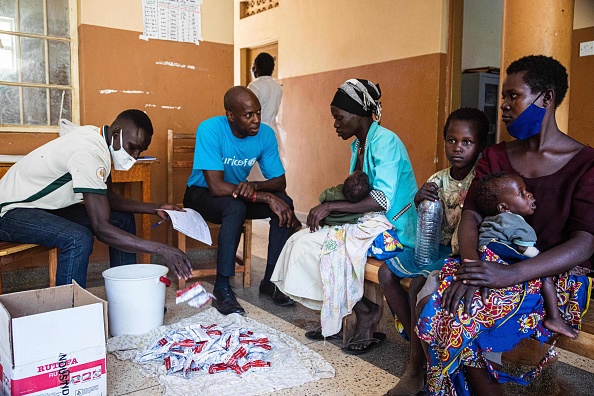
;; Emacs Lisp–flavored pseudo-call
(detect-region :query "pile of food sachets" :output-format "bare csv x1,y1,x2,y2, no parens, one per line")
136,323,273,377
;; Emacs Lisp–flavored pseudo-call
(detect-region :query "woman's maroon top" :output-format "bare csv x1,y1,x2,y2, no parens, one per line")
465,142,594,269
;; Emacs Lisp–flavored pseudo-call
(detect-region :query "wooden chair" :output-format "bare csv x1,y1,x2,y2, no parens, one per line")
0,165,59,294
167,129,252,289
0,242,58,294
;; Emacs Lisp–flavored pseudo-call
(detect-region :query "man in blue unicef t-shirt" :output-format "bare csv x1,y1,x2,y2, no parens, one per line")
184,86,299,315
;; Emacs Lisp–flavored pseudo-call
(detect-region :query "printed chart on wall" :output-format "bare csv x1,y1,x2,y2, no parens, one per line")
142,0,203,44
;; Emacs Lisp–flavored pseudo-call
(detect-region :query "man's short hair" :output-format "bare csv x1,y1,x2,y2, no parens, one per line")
254,52,275,76
343,170,371,203
506,55,568,108
116,109,153,136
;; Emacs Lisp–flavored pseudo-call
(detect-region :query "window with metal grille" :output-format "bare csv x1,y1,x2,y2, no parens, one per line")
0,0,79,133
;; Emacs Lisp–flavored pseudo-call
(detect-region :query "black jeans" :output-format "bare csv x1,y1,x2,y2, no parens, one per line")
183,186,293,287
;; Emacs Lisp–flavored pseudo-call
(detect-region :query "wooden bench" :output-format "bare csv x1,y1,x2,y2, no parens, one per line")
0,242,58,294
555,310,594,360
351,258,594,361
167,129,252,289
1,162,59,294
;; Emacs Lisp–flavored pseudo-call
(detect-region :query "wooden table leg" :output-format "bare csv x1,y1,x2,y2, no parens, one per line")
139,166,151,264
111,161,155,264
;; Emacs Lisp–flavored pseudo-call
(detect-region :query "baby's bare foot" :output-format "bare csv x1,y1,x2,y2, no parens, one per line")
544,317,579,339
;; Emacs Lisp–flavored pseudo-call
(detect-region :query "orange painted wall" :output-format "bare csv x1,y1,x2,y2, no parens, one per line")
78,24,233,166
568,26,594,146
1,24,234,264
281,54,447,213
77,24,233,259
0,2,234,275
233,1,450,216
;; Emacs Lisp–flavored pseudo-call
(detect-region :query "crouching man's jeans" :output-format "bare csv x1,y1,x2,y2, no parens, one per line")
0,204,136,287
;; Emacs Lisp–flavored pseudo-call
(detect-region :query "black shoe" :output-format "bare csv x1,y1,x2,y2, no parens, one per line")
212,287,245,315
259,281,295,306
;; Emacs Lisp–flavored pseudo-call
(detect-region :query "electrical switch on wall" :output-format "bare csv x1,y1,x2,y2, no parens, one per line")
580,41,594,57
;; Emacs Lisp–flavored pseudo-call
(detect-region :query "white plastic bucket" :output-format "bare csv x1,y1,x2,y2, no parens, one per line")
102,264,170,336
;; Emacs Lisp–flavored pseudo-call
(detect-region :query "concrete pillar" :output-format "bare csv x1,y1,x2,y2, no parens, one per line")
499,0,574,141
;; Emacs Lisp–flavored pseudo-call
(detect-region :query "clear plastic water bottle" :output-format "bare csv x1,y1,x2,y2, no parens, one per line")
414,200,443,268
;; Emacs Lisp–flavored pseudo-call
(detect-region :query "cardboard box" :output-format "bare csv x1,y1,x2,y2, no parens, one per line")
0,282,107,396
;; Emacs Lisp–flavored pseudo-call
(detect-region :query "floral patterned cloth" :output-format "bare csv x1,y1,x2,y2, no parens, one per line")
416,248,592,396
319,214,393,337
426,165,476,253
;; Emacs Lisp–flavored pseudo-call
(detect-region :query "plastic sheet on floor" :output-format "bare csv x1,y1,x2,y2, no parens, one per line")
107,308,335,395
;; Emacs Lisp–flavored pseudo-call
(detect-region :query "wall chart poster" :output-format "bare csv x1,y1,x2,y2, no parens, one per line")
142,0,203,44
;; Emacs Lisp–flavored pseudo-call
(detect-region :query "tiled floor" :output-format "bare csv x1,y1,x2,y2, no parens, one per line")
5,219,594,395
89,284,399,396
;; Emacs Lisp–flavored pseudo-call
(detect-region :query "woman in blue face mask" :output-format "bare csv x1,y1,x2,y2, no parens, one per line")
415,55,594,395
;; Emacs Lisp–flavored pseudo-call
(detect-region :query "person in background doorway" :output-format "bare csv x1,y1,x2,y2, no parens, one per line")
0,109,193,287
248,52,286,165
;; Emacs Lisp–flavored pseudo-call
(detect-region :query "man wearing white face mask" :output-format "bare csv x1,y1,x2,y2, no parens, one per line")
109,125,138,171
0,109,193,287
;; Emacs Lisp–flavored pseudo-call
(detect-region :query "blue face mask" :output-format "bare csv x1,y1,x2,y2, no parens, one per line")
505,92,546,140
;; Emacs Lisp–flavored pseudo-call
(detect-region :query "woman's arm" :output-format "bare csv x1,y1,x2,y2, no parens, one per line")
441,208,484,314
444,206,594,313
322,195,383,213
458,209,483,260
455,230,594,288
306,195,382,232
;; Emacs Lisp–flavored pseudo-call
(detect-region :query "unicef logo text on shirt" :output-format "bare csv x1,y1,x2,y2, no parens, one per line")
222,156,257,167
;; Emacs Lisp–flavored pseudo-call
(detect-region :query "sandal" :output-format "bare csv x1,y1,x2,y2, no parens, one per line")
342,332,386,355
305,327,342,341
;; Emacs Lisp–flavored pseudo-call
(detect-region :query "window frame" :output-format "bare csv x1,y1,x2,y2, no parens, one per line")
0,0,79,133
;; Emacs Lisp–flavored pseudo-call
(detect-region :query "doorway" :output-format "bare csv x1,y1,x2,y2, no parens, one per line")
245,42,279,85
449,0,503,146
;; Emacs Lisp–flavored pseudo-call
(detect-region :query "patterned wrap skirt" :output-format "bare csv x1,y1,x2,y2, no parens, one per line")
416,244,592,396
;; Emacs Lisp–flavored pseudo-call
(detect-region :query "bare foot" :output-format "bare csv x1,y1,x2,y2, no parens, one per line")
349,298,382,351
386,368,425,395
544,317,579,339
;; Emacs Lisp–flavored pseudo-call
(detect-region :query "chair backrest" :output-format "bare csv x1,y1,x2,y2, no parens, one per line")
167,129,196,205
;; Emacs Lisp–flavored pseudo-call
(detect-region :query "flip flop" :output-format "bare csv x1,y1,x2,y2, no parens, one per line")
384,389,427,396
305,327,342,341
342,332,386,355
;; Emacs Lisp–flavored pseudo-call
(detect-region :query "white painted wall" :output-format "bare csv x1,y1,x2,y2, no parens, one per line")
575,0,594,29
461,0,503,72
78,0,234,44
233,0,450,81
461,0,592,72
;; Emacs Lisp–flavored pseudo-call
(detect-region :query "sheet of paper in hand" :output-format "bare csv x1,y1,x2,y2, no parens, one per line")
163,208,212,245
